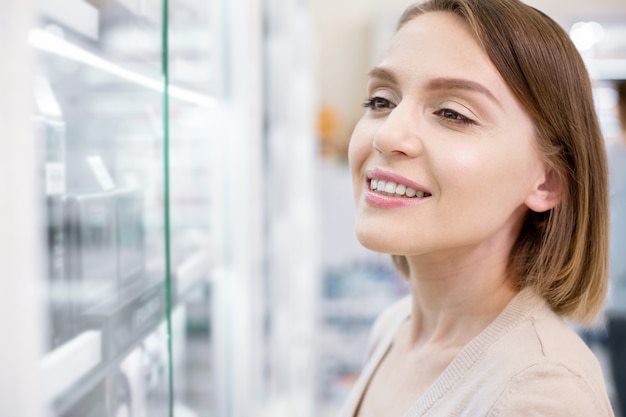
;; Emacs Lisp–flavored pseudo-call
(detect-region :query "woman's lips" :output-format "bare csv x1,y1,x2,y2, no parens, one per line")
366,168,432,197
364,168,432,207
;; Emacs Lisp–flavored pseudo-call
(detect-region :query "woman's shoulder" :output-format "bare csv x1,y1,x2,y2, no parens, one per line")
513,292,602,369
486,289,604,377
448,289,615,416
481,291,614,415
486,360,614,416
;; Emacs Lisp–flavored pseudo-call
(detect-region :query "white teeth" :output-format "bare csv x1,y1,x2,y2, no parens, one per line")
369,178,429,198
384,182,397,193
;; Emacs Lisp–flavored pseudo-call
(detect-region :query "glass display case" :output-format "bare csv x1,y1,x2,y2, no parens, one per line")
2,0,318,415
7,0,224,415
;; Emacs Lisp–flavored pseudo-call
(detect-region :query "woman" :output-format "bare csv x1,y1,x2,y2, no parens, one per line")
340,0,615,415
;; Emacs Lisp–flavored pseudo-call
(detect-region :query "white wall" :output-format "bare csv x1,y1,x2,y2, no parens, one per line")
0,1,48,416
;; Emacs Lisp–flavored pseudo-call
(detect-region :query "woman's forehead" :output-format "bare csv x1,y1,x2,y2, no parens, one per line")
376,13,510,102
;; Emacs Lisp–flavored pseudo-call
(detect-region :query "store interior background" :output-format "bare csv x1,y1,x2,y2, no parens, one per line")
0,0,625,416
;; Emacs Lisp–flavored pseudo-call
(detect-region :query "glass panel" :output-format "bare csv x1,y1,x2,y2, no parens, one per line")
33,0,170,415
167,0,222,414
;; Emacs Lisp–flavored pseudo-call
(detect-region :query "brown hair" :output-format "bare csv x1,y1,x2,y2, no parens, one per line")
392,0,609,325
617,80,626,131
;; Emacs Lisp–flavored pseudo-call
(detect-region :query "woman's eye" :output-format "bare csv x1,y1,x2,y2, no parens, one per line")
435,108,475,125
363,96,395,110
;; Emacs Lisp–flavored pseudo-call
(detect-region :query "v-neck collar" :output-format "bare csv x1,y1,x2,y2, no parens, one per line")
338,288,541,417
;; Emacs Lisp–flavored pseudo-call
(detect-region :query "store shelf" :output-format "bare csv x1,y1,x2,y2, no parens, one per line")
41,243,211,413
50,276,166,414
175,249,211,299
321,298,400,319
41,330,102,401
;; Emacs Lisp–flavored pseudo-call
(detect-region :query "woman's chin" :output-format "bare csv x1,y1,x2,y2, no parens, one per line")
355,229,404,255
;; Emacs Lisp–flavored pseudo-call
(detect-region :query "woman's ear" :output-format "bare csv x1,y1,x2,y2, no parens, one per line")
525,167,562,213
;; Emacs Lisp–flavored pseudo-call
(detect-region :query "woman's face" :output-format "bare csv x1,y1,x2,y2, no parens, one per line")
349,11,549,261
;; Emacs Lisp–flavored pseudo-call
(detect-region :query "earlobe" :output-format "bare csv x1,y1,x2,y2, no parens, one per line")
525,168,562,213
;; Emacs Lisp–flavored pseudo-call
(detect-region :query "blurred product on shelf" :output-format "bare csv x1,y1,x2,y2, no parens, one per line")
317,261,409,417
607,79,626,417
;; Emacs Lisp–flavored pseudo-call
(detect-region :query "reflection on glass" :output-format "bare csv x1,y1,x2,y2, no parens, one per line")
34,0,222,415
34,1,169,415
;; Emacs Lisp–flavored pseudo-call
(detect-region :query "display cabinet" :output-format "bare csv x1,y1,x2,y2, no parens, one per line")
3,0,319,415
2,0,229,415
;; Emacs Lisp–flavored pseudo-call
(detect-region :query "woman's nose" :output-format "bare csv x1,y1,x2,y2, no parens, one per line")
372,103,424,158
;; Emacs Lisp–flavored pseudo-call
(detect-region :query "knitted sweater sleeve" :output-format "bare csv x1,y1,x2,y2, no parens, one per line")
487,363,615,417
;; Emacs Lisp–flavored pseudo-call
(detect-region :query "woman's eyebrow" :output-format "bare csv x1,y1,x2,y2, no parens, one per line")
367,69,502,108
425,77,502,107
367,67,398,84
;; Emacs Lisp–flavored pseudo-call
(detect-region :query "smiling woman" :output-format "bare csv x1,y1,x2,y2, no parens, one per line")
339,0,615,416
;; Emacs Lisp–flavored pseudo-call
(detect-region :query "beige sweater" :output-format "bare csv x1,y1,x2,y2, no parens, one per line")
338,288,615,417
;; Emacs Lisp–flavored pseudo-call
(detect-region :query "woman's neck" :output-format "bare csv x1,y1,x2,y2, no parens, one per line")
402,248,518,350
